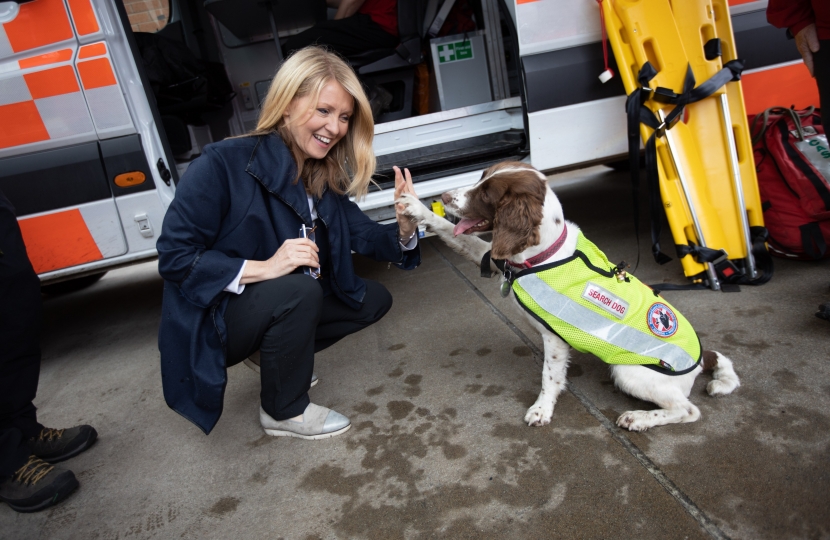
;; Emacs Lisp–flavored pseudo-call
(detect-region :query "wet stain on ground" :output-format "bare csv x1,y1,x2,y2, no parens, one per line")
414,422,432,435
415,407,431,417
513,346,533,357
388,400,415,420
387,367,404,377
207,497,240,517
465,384,483,394
450,348,469,356
388,343,406,351
246,435,272,448
568,364,584,378
249,471,267,485
721,332,771,353
441,443,467,460
476,347,492,356
366,385,384,396
353,401,379,415
771,369,805,392
297,389,711,540
404,374,423,397
653,388,830,538
482,385,505,397
514,390,538,408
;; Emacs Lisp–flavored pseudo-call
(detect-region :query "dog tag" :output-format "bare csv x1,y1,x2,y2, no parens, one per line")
500,280,511,297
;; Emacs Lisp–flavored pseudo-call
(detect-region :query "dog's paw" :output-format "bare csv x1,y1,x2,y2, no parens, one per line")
706,379,734,396
524,405,553,427
396,193,429,222
616,411,653,432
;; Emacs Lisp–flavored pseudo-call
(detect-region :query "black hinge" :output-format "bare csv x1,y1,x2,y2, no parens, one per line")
156,158,172,186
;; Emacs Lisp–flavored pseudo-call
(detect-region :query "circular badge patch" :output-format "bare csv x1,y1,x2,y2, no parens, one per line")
647,302,679,338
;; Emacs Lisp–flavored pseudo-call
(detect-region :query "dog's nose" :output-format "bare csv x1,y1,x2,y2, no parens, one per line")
441,192,452,205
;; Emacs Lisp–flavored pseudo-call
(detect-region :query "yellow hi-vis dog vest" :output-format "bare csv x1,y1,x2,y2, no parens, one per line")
509,231,701,374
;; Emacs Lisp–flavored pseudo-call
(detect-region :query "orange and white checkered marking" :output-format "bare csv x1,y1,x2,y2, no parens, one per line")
18,200,128,274
0,54,97,150
66,0,101,38
0,0,74,59
76,41,134,137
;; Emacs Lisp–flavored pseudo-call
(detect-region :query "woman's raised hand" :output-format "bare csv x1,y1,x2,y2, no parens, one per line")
393,166,418,241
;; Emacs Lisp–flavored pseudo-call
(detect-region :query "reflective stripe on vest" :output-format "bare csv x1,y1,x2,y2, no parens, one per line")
511,231,701,373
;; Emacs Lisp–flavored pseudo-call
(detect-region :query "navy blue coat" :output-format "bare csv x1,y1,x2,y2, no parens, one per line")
157,134,420,434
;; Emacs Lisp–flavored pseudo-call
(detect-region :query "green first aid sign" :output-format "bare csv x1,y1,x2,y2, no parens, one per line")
436,40,474,64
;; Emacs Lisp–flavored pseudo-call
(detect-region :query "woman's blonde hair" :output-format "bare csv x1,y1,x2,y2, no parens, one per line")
248,46,375,199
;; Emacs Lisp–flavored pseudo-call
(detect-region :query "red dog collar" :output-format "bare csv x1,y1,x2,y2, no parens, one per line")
508,224,568,269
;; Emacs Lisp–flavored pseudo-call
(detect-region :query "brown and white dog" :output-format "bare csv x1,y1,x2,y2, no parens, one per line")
398,161,740,431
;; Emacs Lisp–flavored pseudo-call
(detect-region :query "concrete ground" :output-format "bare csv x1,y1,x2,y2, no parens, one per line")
2,166,829,539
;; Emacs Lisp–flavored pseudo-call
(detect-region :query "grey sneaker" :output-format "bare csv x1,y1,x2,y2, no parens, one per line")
244,351,318,387
30,426,97,464
259,404,350,440
0,455,78,513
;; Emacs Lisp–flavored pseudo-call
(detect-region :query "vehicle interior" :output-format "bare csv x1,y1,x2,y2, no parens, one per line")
119,0,528,215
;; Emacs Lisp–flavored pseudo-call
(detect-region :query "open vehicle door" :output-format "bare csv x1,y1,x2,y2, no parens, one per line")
0,0,177,283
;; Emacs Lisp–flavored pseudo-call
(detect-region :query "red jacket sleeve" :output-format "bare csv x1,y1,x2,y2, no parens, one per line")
767,0,815,38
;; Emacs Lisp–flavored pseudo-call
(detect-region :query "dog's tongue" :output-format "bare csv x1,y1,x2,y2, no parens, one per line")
453,218,482,236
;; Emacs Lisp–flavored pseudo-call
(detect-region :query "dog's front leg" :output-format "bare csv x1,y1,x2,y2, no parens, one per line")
397,194,494,268
525,331,570,427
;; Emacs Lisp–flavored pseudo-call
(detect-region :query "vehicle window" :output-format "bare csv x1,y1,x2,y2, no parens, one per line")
122,0,170,33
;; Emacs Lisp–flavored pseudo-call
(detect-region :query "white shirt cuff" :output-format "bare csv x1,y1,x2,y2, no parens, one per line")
224,261,247,294
400,234,418,251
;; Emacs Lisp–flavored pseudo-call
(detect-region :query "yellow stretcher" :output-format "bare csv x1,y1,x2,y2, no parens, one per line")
603,0,765,289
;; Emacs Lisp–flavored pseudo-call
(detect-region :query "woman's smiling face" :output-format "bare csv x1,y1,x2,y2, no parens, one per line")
284,80,354,160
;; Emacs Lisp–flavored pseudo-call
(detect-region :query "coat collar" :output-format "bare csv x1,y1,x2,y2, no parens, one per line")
245,133,314,224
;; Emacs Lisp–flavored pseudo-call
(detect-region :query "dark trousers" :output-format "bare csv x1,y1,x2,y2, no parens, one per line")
224,274,392,421
0,192,43,478
814,40,830,133
282,13,398,59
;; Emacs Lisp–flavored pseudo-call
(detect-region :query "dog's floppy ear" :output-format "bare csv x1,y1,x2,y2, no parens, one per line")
489,174,546,259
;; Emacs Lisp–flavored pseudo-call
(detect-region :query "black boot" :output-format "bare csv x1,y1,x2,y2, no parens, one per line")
0,455,78,513
30,426,98,463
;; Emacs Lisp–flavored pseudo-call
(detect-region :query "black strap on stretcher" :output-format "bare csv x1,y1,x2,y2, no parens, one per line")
626,55,773,290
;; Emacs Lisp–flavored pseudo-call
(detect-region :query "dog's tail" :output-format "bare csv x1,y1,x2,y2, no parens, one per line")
701,350,740,396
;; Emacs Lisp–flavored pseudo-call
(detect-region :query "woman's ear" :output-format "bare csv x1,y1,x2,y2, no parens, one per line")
490,191,544,260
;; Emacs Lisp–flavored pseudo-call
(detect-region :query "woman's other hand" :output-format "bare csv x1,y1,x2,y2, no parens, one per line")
393,166,418,241
240,238,319,284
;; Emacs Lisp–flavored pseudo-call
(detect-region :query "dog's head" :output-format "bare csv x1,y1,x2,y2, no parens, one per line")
442,162,556,259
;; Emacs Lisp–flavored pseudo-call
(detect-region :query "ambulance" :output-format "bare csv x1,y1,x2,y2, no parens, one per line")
0,0,811,288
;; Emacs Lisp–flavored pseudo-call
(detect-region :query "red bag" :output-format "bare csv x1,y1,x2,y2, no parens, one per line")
750,107,830,260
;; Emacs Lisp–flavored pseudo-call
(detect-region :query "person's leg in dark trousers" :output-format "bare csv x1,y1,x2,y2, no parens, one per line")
224,276,393,420
0,192,82,512
813,40,830,134
0,194,45,477
282,13,398,59
811,41,830,321
314,280,393,353
225,275,322,421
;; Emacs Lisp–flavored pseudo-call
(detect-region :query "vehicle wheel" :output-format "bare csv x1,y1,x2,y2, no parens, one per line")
41,272,107,296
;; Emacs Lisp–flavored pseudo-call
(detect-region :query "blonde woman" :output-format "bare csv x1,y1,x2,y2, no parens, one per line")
157,47,419,439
